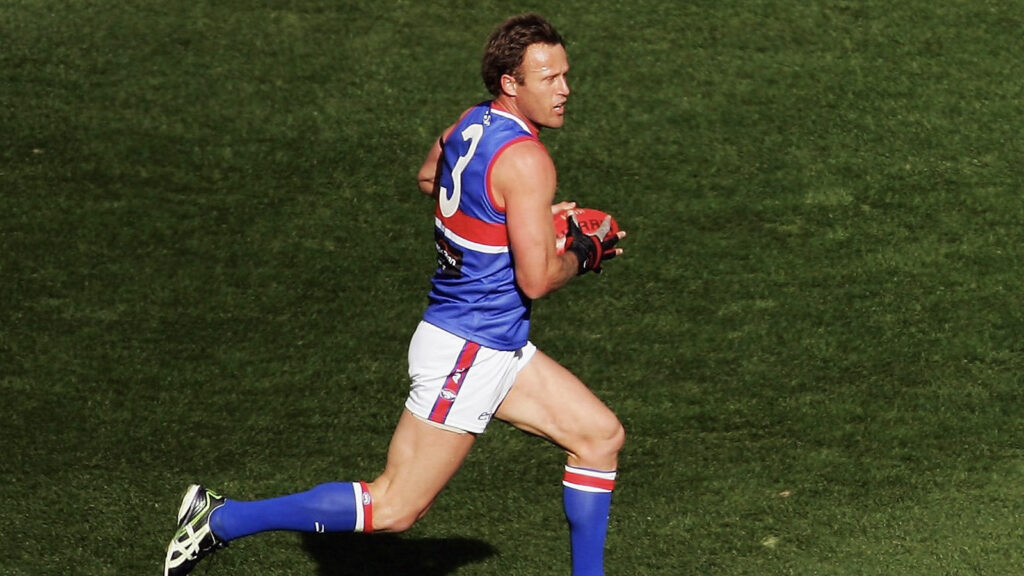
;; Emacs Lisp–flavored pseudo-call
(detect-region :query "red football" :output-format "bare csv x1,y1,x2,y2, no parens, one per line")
553,207,620,255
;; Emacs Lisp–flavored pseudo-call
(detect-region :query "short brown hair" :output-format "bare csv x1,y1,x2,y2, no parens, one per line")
481,13,565,97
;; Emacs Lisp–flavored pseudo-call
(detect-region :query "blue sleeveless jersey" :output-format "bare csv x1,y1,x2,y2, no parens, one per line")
423,102,538,350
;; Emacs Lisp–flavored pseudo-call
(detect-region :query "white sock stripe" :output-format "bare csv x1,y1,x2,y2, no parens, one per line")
351,482,365,532
564,465,617,481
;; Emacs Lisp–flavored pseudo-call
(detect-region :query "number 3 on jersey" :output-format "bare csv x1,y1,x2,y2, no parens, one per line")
439,123,483,218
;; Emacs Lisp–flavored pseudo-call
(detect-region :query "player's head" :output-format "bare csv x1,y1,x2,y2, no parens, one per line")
483,14,570,129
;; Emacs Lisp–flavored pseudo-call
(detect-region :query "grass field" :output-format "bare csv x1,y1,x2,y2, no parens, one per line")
3,1,1024,574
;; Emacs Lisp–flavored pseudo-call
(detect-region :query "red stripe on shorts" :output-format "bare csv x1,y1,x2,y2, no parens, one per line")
428,340,482,425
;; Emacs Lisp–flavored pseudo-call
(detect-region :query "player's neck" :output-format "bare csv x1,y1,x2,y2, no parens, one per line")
491,96,540,135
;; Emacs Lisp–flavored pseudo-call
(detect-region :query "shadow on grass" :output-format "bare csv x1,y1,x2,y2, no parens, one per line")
302,532,496,576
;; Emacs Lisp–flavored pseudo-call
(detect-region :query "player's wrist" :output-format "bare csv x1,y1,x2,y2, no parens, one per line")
566,235,599,275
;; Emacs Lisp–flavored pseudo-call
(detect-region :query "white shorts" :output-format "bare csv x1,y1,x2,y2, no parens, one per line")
406,321,537,434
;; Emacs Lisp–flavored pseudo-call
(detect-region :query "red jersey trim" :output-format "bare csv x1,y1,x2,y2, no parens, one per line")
485,135,536,213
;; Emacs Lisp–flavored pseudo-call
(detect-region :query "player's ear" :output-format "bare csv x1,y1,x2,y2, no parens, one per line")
501,73,518,96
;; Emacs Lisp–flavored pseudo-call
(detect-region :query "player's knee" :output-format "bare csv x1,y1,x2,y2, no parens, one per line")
377,511,419,533
367,505,423,533
364,487,431,533
575,413,625,466
602,416,626,456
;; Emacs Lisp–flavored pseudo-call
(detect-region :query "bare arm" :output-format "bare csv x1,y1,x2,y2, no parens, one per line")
416,125,455,197
492,140,580,299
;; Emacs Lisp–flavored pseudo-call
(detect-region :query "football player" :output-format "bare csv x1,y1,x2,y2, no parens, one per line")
164,13,625,576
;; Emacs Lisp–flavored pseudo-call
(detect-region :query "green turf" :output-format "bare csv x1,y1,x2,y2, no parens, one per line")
3,1,1024,574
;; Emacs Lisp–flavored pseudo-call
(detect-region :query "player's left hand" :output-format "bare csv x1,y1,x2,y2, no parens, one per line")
551,201,577,215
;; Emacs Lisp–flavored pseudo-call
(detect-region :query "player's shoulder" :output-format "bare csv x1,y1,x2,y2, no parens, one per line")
495,137,552,173
440,102,491,143
491,138,556,208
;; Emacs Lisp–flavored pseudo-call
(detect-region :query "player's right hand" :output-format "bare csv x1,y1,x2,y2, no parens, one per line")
564,213,621,275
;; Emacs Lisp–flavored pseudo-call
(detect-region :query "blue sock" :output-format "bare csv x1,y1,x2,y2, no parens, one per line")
563,466,617,576
210,481,372,542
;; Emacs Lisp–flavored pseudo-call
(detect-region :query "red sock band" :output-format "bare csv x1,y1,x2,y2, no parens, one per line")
354,481,373,533
562,465,617,493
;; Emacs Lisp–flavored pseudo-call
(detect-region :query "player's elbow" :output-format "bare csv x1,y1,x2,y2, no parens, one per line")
515,255,572,299
417,176,437,196
517,275,555,300
518,284,548,300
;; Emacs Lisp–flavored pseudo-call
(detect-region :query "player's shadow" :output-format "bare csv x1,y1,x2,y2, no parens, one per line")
302,532,496,576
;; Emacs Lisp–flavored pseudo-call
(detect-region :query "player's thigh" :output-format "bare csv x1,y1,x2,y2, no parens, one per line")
495,350,623,467
369,409,476,531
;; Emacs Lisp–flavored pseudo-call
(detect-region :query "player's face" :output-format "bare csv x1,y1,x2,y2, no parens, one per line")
515,43,571,129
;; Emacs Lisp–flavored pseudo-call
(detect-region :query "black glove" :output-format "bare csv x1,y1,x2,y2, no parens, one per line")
565,213,619,275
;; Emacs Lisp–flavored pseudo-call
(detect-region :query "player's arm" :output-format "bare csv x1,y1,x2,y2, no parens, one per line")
417,124,456,197
493,140,579,299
